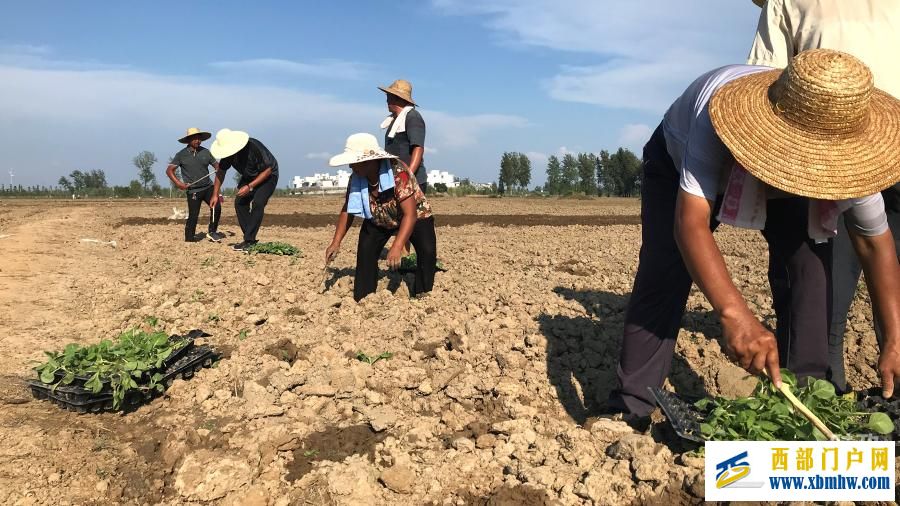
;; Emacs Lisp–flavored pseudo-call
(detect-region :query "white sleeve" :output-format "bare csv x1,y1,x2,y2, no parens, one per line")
844,193,889,237
747,0,793,68
679,108,731,201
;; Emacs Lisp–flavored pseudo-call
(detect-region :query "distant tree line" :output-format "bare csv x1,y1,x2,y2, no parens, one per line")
495,147,642,197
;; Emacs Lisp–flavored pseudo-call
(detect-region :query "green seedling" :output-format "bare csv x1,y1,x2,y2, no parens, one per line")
207,314,220,322
246,242,301,256
355,351,393,365
303,449,319,458
697,370,893,441
237,329,249,341
34,327,186,410
201,257,216,267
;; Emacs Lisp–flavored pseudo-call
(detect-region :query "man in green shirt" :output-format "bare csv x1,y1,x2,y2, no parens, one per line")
166,128,225,242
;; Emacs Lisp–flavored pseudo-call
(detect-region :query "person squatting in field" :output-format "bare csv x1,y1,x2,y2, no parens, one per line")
607,49,900,419
747,0,900,393
324,133,437,302
209,129,279,252
165,128,224,243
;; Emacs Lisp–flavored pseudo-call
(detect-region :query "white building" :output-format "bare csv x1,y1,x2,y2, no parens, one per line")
291,170,351,193
426,170,459,188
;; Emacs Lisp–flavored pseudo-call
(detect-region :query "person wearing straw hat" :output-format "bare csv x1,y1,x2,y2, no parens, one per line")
208,129,279,251
607,49,900,419
324,133,437,302
165,128,224,242
747,0,900,394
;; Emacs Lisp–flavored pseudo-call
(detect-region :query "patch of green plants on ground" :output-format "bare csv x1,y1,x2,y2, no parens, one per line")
355,351,393,365
247,241,301,256
399,253,445,271
237,329,250,341
697,370,893,441
34,327,187,409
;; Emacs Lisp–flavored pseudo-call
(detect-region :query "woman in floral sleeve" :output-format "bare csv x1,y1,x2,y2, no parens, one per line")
325,133,437,301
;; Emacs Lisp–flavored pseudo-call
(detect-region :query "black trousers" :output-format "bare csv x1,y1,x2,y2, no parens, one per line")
609,124,830,416
235,175,277,243
354,217,437,301
827,207,900,391
185,186,221,240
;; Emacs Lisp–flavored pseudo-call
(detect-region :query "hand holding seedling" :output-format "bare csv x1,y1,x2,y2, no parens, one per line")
722,309,782,388
385,245,403,270
325,243,339,265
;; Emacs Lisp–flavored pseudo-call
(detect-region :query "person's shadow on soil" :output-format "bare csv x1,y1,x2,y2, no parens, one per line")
538,287,719,425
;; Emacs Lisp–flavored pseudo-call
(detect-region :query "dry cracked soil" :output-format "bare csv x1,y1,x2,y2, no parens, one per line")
0,196,894,505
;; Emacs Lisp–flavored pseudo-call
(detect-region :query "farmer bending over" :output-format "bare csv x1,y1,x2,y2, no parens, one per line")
607,49,900,420
165,128,224,242
324,133,437,301
209,129,279,252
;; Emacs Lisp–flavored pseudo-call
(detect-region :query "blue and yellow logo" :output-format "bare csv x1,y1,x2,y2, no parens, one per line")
716,451,751,488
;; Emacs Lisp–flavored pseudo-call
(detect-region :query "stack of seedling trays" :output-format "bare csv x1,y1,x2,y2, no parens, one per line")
651,385,899,443
29,329,218,413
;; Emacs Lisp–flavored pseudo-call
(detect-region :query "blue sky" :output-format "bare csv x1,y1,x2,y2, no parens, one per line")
0,0,761,188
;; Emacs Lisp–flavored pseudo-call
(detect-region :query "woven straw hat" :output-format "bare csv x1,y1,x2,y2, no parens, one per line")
329,133,398,167
178,127,211,144
709,49,900,200
209,128,250,159
378,79,417,106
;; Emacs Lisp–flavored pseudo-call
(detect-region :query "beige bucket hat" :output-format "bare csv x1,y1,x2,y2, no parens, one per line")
328,133,397,167
709,49,900,200
178,127,212,144
209,128,250,159
378,79,417,106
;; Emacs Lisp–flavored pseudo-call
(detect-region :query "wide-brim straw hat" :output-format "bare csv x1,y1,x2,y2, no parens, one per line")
178,127,211,144
329,133,397,167
209,128,250,159
709,49,900,200
378,79,417,106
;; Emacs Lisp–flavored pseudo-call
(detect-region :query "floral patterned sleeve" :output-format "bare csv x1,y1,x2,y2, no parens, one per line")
392,163,416,204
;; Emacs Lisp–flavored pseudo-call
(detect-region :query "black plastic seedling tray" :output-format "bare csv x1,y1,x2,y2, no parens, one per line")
29,345,219,413
651,386,900,443
649,387,706,443
44,330,209,389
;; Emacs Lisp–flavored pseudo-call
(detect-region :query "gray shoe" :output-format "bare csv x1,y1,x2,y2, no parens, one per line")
207,231,226,242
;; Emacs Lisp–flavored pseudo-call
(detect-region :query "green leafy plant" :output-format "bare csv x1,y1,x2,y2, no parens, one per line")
697,370,893,441
34,328,187,409
246,241,301,256
355,351,393,365
399,253,445,271
237,329,249,341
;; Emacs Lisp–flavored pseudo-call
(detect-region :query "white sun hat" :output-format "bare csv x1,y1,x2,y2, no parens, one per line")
328,133,397,167
209,128,250,159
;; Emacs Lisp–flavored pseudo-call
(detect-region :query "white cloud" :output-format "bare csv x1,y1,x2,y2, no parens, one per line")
209,58,375,80
424,146,439,154
433,0,759,113
305,152,332,160
617,123,653,151
0,49,528,185
525,151,547,162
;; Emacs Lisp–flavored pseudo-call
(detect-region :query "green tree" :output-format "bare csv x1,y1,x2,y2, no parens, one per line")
577,153,597,195
607,148,642,196
133,151,158,191
545,155,562,195
498,152,515,194
597,150,611,196
58,176,73,193
561,153,579,194
516,153,532,190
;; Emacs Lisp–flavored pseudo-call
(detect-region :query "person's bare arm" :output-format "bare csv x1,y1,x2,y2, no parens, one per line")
166,164,187,190
237,167,272,197
849,228,900,397
408,146,424,175
209,169,226,208
386,196,418,269
326,189,353,263
674,190,782,386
